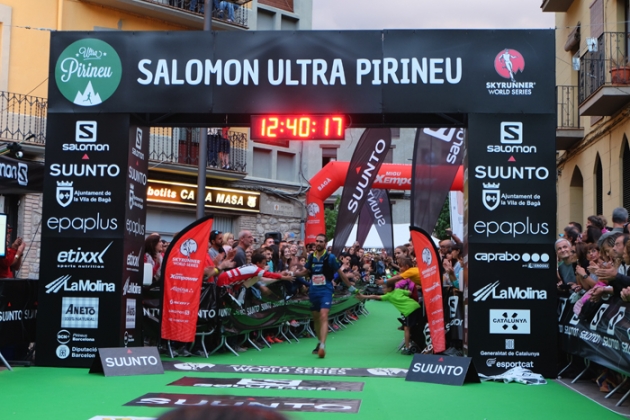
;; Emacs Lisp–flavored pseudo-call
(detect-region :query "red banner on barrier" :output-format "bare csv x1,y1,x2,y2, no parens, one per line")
410,227,446,354
161,216,213,342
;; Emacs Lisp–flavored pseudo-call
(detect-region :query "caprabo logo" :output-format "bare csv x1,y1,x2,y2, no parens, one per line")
55,39,122,106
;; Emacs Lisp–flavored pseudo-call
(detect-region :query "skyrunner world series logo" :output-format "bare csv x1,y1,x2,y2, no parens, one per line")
486,48,535,96
55,39,122,106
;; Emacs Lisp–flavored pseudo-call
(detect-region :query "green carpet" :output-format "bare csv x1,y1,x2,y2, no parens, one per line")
0,301,622,420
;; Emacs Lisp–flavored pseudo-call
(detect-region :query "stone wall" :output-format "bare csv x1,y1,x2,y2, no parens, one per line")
16,193,42,279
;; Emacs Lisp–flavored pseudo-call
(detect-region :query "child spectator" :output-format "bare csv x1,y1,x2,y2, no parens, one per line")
358,280,422,355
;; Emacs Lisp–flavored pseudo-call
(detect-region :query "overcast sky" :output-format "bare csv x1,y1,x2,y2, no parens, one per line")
312,0,555,30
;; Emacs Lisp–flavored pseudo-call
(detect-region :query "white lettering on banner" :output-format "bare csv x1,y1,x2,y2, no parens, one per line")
0,309,36,322
473,281,547,302
45,275,116,294
0,162,28,186
347,139,387,213
49,163,120,177
136,57,462,87
474,166,549,180
126,218,145,237
47,214,118,233
57,241,112,269
129,166,147,185
473,218,549,238
104,356,159,367
422,127,465,164
123,278,142,295
366,190,386,226
411,363,464,375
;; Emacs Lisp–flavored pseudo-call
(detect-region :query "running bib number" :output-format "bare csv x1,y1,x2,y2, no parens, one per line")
312,275,326,286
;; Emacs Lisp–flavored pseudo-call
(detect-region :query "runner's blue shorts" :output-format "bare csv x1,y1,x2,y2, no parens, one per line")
310,291,333,311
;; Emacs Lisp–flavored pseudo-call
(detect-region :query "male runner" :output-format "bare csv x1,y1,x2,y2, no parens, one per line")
295,233,356,358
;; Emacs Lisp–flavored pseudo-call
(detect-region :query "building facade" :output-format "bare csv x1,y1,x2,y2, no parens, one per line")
548,0,630,232
0,0,312,278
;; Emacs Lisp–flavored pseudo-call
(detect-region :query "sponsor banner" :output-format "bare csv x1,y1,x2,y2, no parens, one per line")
51,238,120,271
48,30,554,115
332,128,391,256
125,393,362,413
147,179,260,213
356,189,394,256
169,377,365,392
89,347,163,376
406,354,480,386
558,295,630,376
162,362,407,378
467,114,556,244
0,154,44,194
410,128,465,232
161,216,213,342
410,227,445,354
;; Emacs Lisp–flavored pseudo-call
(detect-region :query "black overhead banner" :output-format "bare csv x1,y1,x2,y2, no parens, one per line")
48,30,554,117
0,155,44,194
356,189,394,256
332,128,391,256
466,114,557,377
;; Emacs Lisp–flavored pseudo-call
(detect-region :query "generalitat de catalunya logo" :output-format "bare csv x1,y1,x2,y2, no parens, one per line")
55,39,122,106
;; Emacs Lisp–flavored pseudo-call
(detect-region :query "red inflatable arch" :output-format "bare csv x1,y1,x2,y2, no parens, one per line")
305,161,464,243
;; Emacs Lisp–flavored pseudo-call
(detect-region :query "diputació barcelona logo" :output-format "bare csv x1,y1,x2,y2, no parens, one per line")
55,39,122,106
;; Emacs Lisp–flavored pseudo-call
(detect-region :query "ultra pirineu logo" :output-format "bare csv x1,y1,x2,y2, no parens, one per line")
55,38,122,106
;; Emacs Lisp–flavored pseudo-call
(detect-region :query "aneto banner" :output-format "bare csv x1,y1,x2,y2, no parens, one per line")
161,216,213,343
332,128,391,256
356,189,394,256
410,227,446,354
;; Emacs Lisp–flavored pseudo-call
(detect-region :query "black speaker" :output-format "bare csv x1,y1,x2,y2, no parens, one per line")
265,232,281,244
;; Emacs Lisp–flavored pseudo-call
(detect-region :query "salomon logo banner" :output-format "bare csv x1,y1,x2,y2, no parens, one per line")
356,189,394,256
406,354,480,386
410,127,465,232
332,128,391,256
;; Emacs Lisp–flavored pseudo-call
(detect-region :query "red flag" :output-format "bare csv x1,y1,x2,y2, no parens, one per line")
161,216,213,342
410,227,446,354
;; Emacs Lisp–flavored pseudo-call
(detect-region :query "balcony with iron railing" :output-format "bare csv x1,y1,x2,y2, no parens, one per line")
556,85,583,150
80,0,250,30
0,91,247,178
578,32,630,116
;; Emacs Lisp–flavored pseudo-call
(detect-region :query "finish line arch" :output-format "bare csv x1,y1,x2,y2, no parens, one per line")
38,29,557,376
305,161,463,243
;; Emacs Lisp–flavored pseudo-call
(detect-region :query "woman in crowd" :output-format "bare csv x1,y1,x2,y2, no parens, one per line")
223,232,235,252
144,234,164,284
582,225,602,244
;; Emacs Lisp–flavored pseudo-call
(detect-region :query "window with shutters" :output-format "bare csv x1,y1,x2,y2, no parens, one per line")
595,154,603,216
570,166,584,226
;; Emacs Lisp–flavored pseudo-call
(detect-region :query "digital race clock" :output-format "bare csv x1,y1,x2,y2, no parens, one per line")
250,115,346,141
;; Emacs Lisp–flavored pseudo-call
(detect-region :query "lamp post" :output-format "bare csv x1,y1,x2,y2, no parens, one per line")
196,0,212,219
